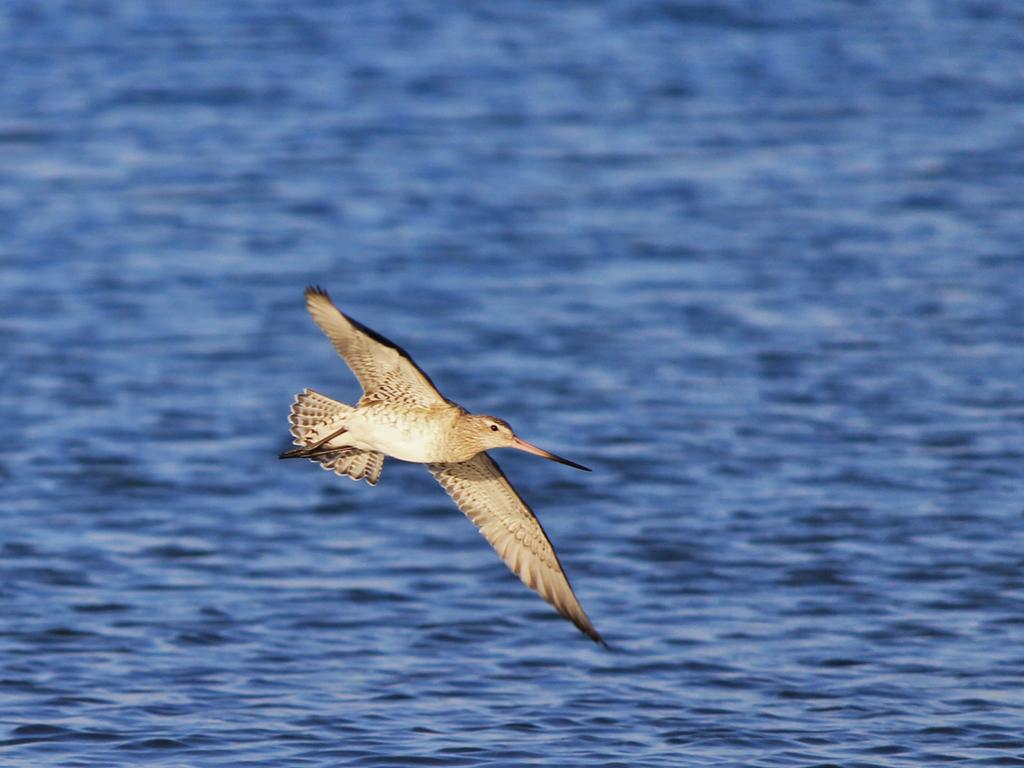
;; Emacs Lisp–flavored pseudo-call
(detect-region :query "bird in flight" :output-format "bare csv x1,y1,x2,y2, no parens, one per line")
281,286,604,645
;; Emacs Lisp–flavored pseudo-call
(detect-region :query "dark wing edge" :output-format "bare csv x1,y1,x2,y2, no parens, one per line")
304,285,448,404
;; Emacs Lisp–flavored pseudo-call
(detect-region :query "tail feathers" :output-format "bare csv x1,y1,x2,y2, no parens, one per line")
286,389,384,485
316,447,385,485
289,389,353,445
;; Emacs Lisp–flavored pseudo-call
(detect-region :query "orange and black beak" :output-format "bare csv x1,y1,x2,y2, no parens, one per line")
511,436,591,472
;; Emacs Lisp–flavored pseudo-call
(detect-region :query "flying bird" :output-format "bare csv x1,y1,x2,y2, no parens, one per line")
280,287,604,645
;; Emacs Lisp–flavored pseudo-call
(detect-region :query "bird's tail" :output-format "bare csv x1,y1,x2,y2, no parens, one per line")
287,388,353,445
310,447,385,485
282,389,385,485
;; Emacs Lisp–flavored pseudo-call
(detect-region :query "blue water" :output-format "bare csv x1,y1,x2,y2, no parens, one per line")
2,2,1023,765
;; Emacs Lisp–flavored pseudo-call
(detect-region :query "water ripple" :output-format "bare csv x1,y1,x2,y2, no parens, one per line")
2,1,1023,766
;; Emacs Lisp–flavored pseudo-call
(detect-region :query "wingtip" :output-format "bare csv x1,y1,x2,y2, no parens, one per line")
567,604,607,647
580,621,609,647
305,285,329,300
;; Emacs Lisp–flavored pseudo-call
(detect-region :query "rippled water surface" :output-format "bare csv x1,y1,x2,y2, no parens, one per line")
2,2,1023,766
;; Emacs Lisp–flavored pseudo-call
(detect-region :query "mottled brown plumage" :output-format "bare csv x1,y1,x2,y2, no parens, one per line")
282,286,604,645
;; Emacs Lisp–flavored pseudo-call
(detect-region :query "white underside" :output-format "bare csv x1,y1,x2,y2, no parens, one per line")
329,409,444,464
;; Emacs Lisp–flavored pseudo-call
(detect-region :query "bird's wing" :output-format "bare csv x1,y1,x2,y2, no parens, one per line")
304,286,449,407
428,453,605,645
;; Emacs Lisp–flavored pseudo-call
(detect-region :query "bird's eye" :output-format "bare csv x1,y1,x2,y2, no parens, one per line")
490,424,499,432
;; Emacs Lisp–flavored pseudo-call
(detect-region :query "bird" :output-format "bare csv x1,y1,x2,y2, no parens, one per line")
280,286,604,645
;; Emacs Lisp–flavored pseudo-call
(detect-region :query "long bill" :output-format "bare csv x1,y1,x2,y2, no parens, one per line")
511,436,591,472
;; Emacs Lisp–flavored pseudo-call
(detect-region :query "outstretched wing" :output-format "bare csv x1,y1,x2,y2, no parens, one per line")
304,286,449,407
428,453,605,645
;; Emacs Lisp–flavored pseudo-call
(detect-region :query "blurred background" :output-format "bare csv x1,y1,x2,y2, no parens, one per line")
1,2,1022,766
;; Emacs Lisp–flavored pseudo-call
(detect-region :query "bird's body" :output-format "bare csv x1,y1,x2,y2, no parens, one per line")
282,286,604,645
335,402,460,462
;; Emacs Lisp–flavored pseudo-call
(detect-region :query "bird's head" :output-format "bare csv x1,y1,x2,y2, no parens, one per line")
464,414,591,471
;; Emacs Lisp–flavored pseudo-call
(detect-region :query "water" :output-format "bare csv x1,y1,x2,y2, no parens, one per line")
2,2,1023,765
